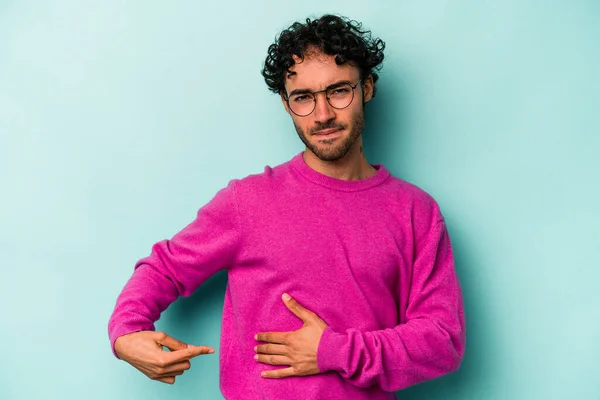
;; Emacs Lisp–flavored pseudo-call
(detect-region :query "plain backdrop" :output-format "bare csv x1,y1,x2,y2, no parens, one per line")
1,1,599,399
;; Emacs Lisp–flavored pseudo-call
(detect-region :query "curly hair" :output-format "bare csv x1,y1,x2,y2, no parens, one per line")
262,15,385,97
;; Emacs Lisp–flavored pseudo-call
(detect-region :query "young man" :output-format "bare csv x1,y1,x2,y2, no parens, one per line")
109,15,466,399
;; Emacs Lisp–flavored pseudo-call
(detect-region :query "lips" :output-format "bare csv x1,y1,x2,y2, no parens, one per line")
313,128,342,136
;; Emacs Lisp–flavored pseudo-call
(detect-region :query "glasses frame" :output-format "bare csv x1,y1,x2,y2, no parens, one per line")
283,79,363,117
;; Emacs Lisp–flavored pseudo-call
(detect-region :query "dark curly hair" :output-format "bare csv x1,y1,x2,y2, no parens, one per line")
262,15,385,97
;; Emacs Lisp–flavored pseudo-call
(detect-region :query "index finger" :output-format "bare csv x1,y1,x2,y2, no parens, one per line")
164,345,215,364
255,332,288,345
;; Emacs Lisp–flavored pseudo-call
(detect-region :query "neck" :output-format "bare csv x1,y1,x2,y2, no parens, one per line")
303,140,377,181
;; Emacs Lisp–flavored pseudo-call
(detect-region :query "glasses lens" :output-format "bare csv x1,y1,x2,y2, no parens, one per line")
327,84,354,109
289,93,315,116
287,82,357,116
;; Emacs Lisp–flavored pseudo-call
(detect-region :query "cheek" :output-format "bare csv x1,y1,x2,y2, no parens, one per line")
339,107,361,126
292,116,313,131
350,103,365,121
291,117,307,133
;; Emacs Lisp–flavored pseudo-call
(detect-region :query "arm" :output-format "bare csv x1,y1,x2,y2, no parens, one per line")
108,181,242,356
317,220,465,391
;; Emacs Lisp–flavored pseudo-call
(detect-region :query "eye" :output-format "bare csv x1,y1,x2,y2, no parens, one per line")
291,94,313,103
329,87,351,97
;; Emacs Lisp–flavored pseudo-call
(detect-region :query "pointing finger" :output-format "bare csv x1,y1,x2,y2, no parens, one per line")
183,345,215,360
166,345,215,364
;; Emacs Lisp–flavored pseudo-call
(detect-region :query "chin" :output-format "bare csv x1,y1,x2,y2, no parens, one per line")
310,146,350,162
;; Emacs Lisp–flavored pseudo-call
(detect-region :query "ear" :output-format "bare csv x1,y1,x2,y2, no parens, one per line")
280,92,291,115
362,75,374,103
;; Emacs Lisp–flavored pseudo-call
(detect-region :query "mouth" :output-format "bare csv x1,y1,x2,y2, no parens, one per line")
312,128,343,137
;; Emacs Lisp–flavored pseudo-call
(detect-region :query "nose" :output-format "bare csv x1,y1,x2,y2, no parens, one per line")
312,92,336,124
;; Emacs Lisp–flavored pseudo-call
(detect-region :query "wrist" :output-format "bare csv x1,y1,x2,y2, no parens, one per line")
316,326,348,373
111,326,152,359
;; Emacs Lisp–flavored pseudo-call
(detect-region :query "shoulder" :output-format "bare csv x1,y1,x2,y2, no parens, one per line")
227,157,294,198
380,173,445,226
383,174,439,208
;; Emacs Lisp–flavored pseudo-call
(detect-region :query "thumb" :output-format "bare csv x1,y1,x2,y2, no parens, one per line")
156,333,215,361
282,293,313,322
155,333,190,352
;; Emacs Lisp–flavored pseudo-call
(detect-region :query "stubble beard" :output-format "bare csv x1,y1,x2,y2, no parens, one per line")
294,107,365,162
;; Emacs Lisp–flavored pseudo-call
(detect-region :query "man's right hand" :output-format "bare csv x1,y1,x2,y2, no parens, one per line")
114,331,215,384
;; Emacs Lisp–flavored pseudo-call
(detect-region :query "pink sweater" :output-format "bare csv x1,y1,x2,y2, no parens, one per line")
108,153,465,399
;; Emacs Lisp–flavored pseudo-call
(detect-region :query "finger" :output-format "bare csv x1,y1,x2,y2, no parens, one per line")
255,343,288,355
154,360,191,376
155,376,176,384
165,345,215,364
156,333,190,352
261,367,297,379
255,353,290,366
282,293,314,322
255,332,287,345
155,368,186,378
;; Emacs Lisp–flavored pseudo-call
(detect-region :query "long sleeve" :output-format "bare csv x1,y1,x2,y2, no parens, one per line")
316,220,465,391
107,181,242,356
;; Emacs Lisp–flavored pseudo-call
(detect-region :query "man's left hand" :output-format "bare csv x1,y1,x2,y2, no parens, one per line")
255,293,328,378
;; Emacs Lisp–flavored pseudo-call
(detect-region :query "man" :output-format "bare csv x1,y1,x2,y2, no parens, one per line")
109,14,465,400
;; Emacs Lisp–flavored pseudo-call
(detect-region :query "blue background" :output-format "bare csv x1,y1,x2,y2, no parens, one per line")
1,1,599,399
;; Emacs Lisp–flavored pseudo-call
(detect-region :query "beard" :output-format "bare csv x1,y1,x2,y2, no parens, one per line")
294,107,365,162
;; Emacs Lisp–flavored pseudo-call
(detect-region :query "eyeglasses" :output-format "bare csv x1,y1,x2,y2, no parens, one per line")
283,80,363,117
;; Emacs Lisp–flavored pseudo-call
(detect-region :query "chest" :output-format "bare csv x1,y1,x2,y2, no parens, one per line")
241,195,412,293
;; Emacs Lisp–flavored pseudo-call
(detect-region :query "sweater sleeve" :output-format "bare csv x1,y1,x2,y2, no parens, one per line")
107,181,242,357
316,220,465,391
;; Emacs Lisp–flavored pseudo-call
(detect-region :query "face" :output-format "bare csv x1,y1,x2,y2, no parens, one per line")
281,50,374,162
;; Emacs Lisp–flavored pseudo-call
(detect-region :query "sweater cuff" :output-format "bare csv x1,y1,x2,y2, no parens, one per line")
109,323,154,359
316,326,348,373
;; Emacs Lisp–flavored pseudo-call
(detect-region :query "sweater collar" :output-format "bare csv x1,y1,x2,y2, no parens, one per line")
290,152,390,192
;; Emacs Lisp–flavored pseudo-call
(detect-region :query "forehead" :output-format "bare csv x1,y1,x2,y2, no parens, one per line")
285,51,359,91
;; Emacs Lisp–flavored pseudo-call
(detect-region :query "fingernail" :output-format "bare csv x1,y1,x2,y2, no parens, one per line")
254,334,258,340
261,371,267,377
254,346,257,352
282,293,291,301
208,348,215,354
254,354,258,360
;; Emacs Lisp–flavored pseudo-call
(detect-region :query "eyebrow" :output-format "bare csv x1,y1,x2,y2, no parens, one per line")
288,80,354,97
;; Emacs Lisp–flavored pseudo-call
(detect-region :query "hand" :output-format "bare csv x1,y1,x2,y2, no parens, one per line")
255,293,328,379
114,331,214,384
